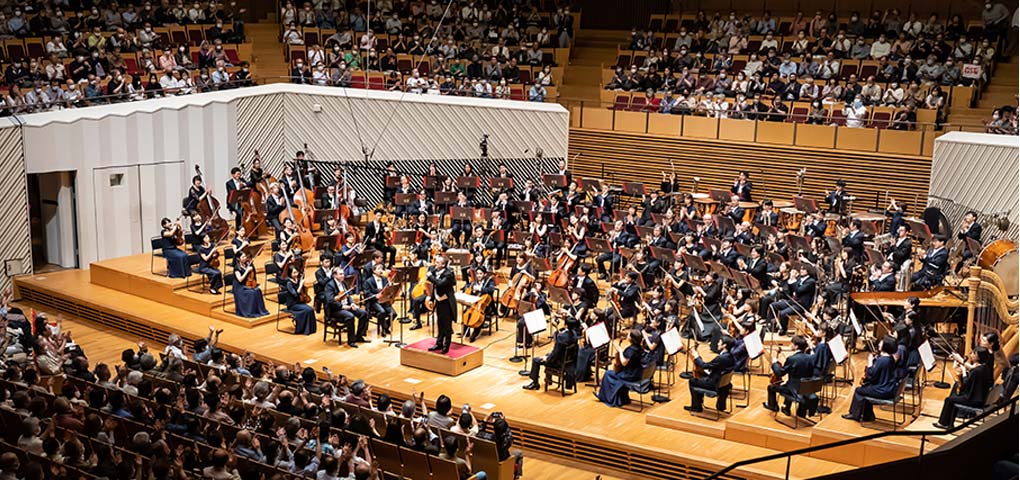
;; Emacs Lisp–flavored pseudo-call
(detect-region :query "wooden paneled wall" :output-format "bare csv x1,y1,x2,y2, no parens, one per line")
568,128,933,215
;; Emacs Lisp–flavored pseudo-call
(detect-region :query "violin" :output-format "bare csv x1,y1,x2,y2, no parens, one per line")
297,274,312,304
244,264,258,288
207,229,231,269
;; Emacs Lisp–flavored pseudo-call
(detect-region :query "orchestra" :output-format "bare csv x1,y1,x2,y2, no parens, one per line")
160,150,1005,427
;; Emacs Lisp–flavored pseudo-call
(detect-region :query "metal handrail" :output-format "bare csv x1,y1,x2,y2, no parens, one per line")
704,395,1019,480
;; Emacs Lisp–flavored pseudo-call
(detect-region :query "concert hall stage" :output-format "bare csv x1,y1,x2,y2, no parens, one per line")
400,338,484,376
12,254,960,480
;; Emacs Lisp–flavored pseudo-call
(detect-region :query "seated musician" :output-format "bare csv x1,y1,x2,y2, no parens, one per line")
725,195,745,224
842,336,900,422
313,255,334,313
324,268,369,348
611,272,641,327
567,215,588,257
226,167,248,230
597,220,633,280
265,183,287,234
461,267,495,342
365,209,397,267
488,210,509,268
596,329,650,407
685,335,736,413
675,194,696,231
159,217,192,279
886,224,913,272
934,346,995,429
763,335,818,417
232,251,269,318
522,313,581,391
281,265,316,335
546,194,567,230
594,183,615,223
363,262,396,337
627,250,654,289
449,191,473,247
409,190,432,218
361,251,385,287
767,264,816,335
696,213,718,240
572,264,600,310
338,233,362,277
956,211,982,262
278,217,298,245
869,261,897,292
811,325,836,381
911,234,949,290
640,190,666,226
564,182,583,210
273,238,296,283
687,272,724,351
823,247,856,304
465,226,495,281
189,211,207,252
738,246,768,286
195,233,223,295
756,200,779,227
980,332,1010,381
841,219,866,260
184,175,207,214
804,212,827,239
716,237,741,269
230,227,250,269
460,162,479,201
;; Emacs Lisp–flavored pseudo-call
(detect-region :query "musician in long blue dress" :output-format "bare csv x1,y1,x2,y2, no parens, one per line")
338,233,362,278
596,329,647,407
160,217,192,278
195,233,223,295
842,336,900,422
281,265,316,335
232,251,269,318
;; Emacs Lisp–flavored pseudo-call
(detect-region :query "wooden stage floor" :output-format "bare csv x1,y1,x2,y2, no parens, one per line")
12,255,962,480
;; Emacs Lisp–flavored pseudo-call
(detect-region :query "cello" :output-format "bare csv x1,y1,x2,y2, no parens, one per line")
547,246,575,289
194,165,230,241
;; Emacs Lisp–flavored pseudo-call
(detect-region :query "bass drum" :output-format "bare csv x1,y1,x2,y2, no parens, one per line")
979,239,1018,296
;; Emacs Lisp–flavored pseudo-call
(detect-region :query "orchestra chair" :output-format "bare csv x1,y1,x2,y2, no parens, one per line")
218,249,238,314
861,376,910,431
544,342,580,396
321,300,350,345
691,370,735,421
819,361,839,412
184,253,203,291
149,236,167,276
775,377,825,429
264,262,279,293
274,290,296,333
732,357,752,408
954,384,1004,427
398,446,431,480
904,365,926,414
370,439,403,479
621,361,659,412
184,233,200,252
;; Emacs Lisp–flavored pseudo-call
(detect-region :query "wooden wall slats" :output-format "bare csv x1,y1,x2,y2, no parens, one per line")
568,128,932,214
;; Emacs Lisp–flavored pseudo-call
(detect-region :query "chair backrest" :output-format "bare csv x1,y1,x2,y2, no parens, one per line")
985,384,1004,407
717,371,734,390
640,361,657,381
370,439,403,476
150,237,163,251
398,447,431,480
429,455,461,479
265,261,279,277
797,377,824,396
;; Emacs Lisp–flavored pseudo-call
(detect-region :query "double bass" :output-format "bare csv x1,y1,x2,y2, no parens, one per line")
194,165,230,240
279,171,315,252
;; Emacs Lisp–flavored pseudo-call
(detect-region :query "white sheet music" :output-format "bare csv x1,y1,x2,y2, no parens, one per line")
586,322,610,349
828,335,849,365
661,328,682,355
918,340,936,372
850,310,862,335
693,310,705,334
743,331,764,360
523,309,547,335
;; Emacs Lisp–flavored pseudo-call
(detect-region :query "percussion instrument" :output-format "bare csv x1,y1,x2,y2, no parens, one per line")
779,207,804,232
693,193,717,216
739,201,759,224
771,200,795,210
823,213,842,237
978,239,1018,296
850,212,887,235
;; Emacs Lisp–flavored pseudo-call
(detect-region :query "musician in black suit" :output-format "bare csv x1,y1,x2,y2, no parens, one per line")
597,221,630,280
841,219,866,261
934,347,995,429
323,268,367,348
593,182,614,223
520,179,540,203
265,183,288,234
461,267,496,342
869,261,897,292
725,195,745,224
684,335,736,413
409,190,432,218
640,190,667,226
427,255,458,353
911,235,949,290
804,212,827,239
555,159,572,195
730,171,753,202
756,200,779,227
572,264,600,310
769,265,816,334
612,272,641,324
313,256,334,313
763,335,818,417
363,262,396,337
825,179,849,214
365,209,396,266
885,224,913,271
449,192,473,247
957,211,983,262
225,167,248,230
716,237,741,269
739,246,768,287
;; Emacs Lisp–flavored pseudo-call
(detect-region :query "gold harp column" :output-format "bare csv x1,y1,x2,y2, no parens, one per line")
965,265,983,355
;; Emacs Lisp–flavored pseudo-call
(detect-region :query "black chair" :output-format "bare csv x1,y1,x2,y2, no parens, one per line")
544,343,579,396
904,365,925,413
184,254,203,291
691,370,735,420
954,384,1004,426
150,237,166,275
732,362,752,408
275,290,296,333
621,362,659,412
322,302,350,344
220,249,237,314
264,261,280,292
862,377,910,431
776,377,826,429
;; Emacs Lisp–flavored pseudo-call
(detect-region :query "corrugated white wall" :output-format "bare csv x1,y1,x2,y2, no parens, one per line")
931,132,1020,244
0,123,31,293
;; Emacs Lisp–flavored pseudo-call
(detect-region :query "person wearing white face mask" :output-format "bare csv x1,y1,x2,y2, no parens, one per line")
843,95,868,128
311,63,329,86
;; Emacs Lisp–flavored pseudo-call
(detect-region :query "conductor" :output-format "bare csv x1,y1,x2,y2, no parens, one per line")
428,254,458,354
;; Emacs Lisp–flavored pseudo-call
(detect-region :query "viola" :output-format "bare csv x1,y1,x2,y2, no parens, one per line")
244,265,258,288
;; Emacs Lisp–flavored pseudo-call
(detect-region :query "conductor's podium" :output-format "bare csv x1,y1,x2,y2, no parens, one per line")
400,338,484,376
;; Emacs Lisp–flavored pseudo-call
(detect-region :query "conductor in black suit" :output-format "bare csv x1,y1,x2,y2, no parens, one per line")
427,255,458,354
684,335,736,413
912,235,949,290
763,335,818,417
365,209,396,266
522,315,580,390
226,167,248,229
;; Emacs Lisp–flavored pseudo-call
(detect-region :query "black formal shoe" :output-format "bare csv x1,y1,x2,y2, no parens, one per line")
781,406,792,416
410,323,422,330
522,382,539,390
841,414,857,421
761,402,779,412
357,337,370,343
441,346,450,354
683,406,703,412
932,422,950,430
347,343,359,348
818,406,832,414
428,344,442,351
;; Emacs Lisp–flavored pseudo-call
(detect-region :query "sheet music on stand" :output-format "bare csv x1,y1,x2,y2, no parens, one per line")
743,331,764,360
849,310,863,335
661,328,682,355
918,340,937,371
523,309,548,335
828,335,849,364
586,322,610,349
692,310,705,335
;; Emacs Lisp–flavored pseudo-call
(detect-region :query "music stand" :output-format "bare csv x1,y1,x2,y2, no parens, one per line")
858,219,881,236
542,174,567,190
905,218,932,243
456,176,480,190
866,248,884,265
435,191,458,207
489,177,513,191
636,225,655,240
787,233,810,256
621,182,646,197
510,300,536,363
701,237,722,255
510,230,530,245
668,232,685,245
391,266,419,331
519,308,548,376
682,252,708,273
586,237,612,256
450,206,474,224
714,214,736,236
314,209,339,226
392,229,417,249
548,232,563,248
385,176,402,189
315,235,340,252
709,189,730,203
651,213,668,225
446,250,471,267
423,175,446,190
733,242,752,258
530,257,552,274
394,193,415,210
579,177,602,191
651,246,676,264
377,284,404,346
227,188,251,207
